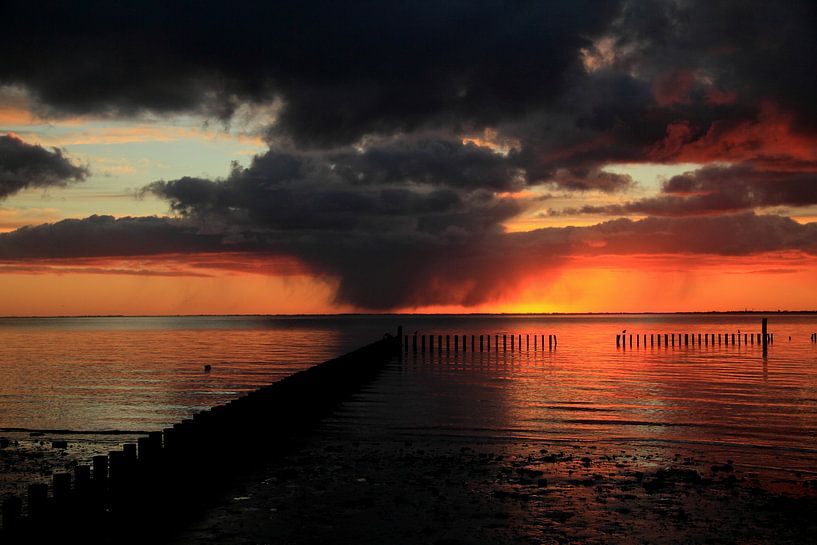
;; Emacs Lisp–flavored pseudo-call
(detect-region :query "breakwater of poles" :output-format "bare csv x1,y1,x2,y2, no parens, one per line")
616,332,773,348
0,335,400,544
616,318,777,356
403,332,557,354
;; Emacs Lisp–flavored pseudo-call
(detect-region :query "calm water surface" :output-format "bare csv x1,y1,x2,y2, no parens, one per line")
1,314,816,473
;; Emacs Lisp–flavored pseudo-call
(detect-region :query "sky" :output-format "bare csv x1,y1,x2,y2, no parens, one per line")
1,0,816,315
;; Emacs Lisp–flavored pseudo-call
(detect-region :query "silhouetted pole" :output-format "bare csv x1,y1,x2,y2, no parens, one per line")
762,318,768,356
616,334,621,348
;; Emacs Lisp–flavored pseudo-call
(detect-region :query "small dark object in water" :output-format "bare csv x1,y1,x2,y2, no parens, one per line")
0,437,9,449
204,364,212,372
52,440,68,449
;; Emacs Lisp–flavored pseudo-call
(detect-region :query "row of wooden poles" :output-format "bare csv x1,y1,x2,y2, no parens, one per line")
401,331,557,354
616,332,773,348
0,336,399,543
617,318,773,354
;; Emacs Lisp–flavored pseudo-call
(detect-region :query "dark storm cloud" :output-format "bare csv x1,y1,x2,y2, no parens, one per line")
0,1,621,146
4,0,817,309
0,215,230,259
0,134,88,199
556,165,817,216
3,210,816,308
146,146,524,236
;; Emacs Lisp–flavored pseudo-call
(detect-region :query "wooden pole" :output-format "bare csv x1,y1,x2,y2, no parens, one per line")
616,334,620,347
762,318,768,355
27,483,48,520
2,496,22,532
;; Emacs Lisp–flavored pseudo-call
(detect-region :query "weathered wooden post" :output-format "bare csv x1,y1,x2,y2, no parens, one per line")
526,334,529,351
684,333,688,346
650,334,654,347
658,334,661,347
412,334,417,353
479,335,484,352
454,335,459,352
487,335,491,351
2,496,22,533
74,465,91,501
429,335,434,353
503,335,507,351
511,335,515,351
471,335,475,352
534,335,537,350
397,325,403,348
421,335,425,353
629,334,632,347
495,334,499,351
27,483,48,520
762,318,768,355
92,455,108,488
616,334,621,347
53,472,71,503
446,335,450,353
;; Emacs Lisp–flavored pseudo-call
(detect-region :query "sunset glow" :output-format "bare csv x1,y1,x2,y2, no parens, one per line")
2,2,817,316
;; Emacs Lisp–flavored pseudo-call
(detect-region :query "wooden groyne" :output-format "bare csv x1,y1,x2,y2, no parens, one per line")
403,332,557,354
0,335,400,544
615,331,773,348
616,319,774,353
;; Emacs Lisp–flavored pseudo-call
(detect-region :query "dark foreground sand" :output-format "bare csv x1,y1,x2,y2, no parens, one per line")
0,431,144,500
167,431,817,545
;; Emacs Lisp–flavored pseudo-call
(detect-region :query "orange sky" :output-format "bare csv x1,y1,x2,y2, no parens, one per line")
3,4,817,316
2,251,815,316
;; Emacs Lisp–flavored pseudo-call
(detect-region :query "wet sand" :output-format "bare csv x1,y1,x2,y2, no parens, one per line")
0,430,144,500
167,432,817,544
167,354,817,545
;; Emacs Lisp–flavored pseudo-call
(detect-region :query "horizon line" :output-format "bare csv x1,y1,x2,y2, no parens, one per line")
2,310,817,319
